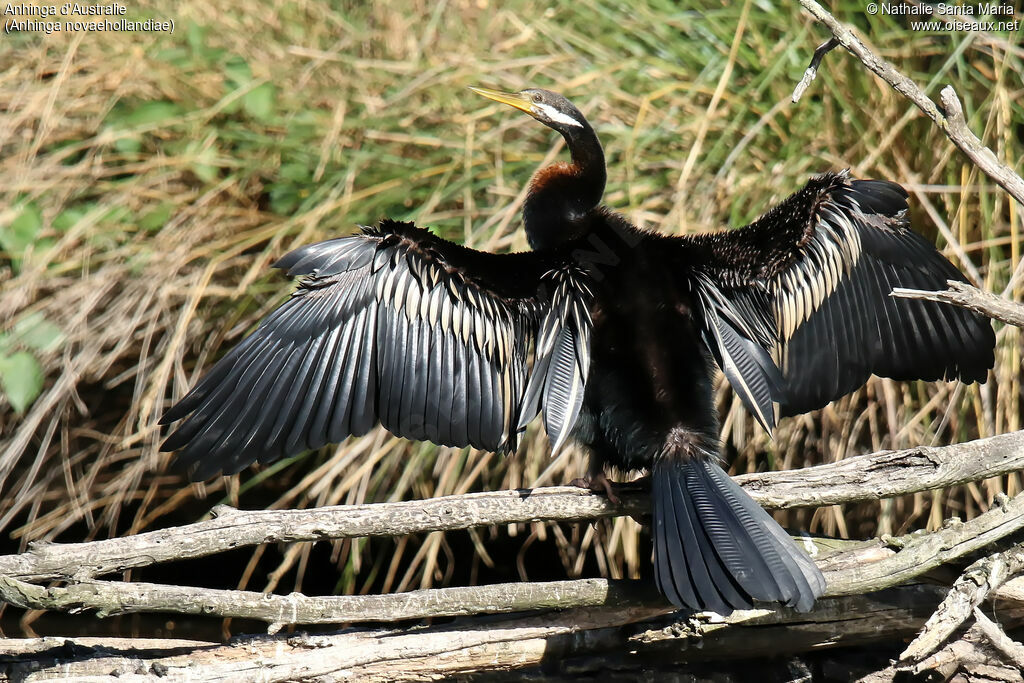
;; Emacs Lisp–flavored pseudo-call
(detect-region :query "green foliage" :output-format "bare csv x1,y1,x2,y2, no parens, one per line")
221,55,279,122
139,202,175,233
0,352,43,415
243,83,277,122
116,100,186,128
7,313,65,354
1,203,43,273
0,313,64,414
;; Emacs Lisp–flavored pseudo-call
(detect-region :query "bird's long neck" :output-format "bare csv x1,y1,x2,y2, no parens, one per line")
523,124,606,251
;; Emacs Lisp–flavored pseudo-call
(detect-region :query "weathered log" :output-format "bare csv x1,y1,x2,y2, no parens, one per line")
5,585,1023,682
1,431,1020,586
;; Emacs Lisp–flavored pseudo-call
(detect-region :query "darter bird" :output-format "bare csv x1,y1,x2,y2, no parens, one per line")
160,87,996,614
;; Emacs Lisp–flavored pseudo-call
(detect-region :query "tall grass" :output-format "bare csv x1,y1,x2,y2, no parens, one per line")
1,0,1021,632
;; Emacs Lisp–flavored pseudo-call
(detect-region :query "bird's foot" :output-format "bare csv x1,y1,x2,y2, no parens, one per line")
568,471,622,505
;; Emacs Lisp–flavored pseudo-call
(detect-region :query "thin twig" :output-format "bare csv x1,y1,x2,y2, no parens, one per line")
791,36,839,103
796,0,1024,206
892,281,1024,329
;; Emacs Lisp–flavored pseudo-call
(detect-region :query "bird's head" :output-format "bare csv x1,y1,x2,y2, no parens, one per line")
472,86,605,246
470,86,589,137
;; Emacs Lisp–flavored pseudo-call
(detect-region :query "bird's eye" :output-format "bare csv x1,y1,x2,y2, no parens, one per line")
532,93,542,103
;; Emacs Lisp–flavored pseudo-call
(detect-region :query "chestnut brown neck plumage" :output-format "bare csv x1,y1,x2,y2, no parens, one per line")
523,119,606,251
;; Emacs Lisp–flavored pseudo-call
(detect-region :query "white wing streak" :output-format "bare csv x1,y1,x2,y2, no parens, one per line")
687,171,993,428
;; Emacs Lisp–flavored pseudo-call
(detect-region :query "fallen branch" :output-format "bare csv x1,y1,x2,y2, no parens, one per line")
734,430,1024,509
971,608,1024,672
901,542,1024,663
795,0,1024,206
0,431,1020,586
3,488,1024,627
826,492,1024,595
0,576,662,631
5,586,1024,682
866,613,1024,682
893,281,1024,329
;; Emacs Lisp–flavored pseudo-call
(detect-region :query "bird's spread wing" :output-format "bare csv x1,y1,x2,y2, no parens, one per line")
160,219,593,479
680,171,994,431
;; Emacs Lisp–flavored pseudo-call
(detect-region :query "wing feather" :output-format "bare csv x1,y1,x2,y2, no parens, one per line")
681,172,994,422
328,311,364,442
348,308,379,436
162,219,594,477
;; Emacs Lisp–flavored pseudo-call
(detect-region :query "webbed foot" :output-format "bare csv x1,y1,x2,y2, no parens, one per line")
568,471,622,505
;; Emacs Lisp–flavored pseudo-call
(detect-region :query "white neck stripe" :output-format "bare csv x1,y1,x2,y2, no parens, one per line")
535,102,583,128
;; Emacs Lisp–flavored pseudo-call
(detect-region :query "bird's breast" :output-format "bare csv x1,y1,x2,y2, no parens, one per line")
574,254,717,471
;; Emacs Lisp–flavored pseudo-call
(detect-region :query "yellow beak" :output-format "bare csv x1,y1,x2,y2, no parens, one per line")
469,86,535,115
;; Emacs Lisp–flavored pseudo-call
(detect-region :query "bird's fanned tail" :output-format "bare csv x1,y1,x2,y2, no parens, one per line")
652,457,824,614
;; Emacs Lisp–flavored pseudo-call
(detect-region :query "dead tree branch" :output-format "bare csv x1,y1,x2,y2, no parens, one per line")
866,613,1024,682
795,0,1024,206
901,543,1024,663
734,430,1024,509
3,586,1024,682
825,492,1024,596
2,486,1024,627
0,576,661,630
0,430,1019,586
893,281,1024,329
971,608,1024,672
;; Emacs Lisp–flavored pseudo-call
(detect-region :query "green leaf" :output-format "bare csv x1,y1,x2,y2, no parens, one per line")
269,185,302,215
223,55,252,86
186,21,207,55
278,162,312,184
53,205,91,232
139,202,174,232
0,351,44,414
243,83,276,122
11,313,64,353
101,205,131,225
287,111,320,142
1,203,43,271
184,21,225,65
109,100,184,129
182,140,220,184
153,46,189,66
33,237,56,256
1,203,43,253
114,136,143,155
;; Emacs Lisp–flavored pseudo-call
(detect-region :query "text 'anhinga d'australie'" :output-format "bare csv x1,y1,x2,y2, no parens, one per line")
160,87,996,615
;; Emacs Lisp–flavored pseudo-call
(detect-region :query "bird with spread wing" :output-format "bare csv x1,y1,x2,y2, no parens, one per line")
161,87,994,615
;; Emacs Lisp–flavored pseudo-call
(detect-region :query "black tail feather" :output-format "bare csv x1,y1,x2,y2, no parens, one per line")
652,459,825,614
654,472,700,610
670,467,753,612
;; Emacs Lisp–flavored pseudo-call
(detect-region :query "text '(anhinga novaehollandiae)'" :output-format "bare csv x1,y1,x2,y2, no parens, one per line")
161,87,996,615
